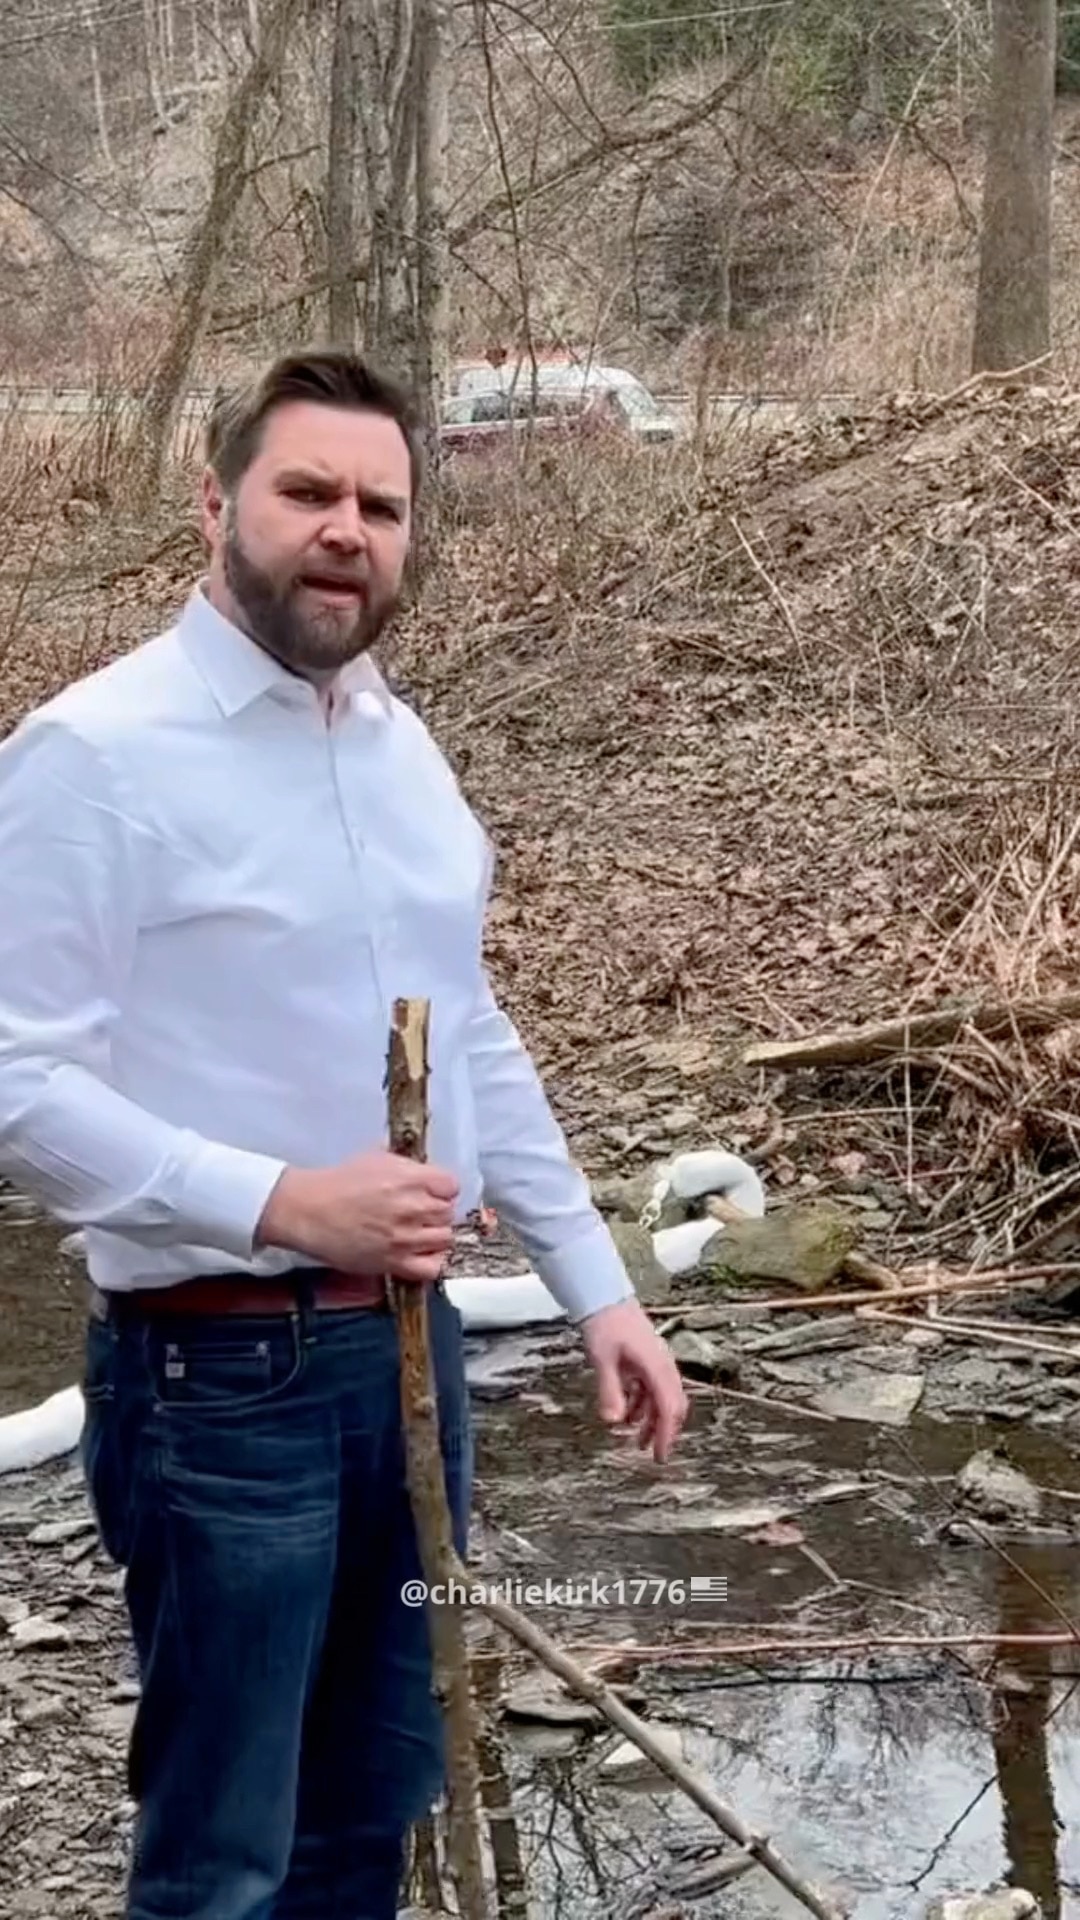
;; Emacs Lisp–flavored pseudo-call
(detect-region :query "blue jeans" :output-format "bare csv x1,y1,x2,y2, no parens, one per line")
79,1279,472,1920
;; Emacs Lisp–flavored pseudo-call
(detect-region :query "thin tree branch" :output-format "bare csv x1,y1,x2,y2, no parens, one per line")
212,56,760,332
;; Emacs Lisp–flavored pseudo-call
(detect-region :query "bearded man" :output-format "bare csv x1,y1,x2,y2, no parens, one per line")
0,351,686,1920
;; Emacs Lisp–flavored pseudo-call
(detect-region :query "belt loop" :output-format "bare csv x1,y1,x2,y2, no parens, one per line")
293,1270,316,1345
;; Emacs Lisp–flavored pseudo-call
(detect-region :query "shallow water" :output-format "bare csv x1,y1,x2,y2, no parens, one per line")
5,1205,1080,1916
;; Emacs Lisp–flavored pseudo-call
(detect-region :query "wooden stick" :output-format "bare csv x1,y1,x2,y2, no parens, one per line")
574,1631,1080,1666
860,1306,1080,1365
687,1382,839,1424
743,990,1080,1070
387,997,490,1920
841,1250,902,1292
920,1313,1080,1341
695,1269,1055,1313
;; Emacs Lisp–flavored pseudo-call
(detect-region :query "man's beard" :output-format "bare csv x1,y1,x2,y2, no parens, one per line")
223,525,397,676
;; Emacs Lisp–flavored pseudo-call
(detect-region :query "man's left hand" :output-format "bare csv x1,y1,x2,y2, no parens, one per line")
580,1299,689,1462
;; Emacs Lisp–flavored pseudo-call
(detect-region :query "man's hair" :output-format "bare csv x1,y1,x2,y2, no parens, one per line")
205,349,424,497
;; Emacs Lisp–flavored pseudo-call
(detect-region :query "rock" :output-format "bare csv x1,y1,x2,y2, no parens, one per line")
659,1105,700,1136
925,1890,1040,1920
743,1314,859,1358
10,1616,72,1650
501,1685,602,1729
615,1498,794,1535
17,1696,67,1728
700,1206,857,1292
667,1329,741,1382
27,1515,96,1546
88,1701,138,1740
597,1723,685,1785
607,1219,673,1304
613,1480,863,1536
590,1171,656,1223
957,1448,1042,1524
504,1722,584,1758
902,1326,945,1350
814,1368,925,1427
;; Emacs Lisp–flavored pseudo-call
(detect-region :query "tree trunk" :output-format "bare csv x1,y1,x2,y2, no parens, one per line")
972,0,1056,373
356,0,416,370
327,0,360,345
144,0,170,129
83,0,114,170
134,0,304,502
413,0,450,427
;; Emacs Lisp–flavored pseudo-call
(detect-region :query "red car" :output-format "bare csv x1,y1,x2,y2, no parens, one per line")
438,382,625,459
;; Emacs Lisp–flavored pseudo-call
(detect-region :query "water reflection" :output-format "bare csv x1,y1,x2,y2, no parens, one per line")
994,1558,1064,1920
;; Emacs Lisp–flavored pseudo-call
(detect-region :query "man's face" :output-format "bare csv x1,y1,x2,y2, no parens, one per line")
201,398,413,676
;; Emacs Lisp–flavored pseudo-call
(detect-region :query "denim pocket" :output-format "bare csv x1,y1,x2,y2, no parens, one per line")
149,1317,304,1417
81,1314,117,1406
79,1321,129,1563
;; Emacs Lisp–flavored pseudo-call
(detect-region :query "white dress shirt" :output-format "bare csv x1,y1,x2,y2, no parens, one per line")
0,587,633,1322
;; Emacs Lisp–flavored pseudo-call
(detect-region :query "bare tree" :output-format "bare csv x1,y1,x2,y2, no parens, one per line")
327,0,360,345
82,0,115,171
355,0,416,369
413,0,450,421
972,0,1056,373
135,0,304,501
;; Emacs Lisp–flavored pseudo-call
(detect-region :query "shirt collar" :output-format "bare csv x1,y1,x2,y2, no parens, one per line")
175,583,393,723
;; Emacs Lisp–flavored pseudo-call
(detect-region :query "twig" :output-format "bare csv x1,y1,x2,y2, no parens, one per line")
687,1382,838,1425
743,990,1080,1070
938,1313,1080,1340
842,1250,902,1292
669,1848,758,1896
387,997,489,1920
661,1269,1056,1315
915,352,1054,420
729,515,818,680
577,1631,1080,1668
860,1306,1080,1366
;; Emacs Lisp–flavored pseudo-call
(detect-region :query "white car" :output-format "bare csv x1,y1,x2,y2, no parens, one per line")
448,358,680,445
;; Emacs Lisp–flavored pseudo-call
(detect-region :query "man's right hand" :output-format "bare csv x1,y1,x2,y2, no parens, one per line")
255,1151,459,1283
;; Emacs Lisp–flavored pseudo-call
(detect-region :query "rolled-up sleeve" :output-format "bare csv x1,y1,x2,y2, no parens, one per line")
0,717,284,1251
465,973,634,1322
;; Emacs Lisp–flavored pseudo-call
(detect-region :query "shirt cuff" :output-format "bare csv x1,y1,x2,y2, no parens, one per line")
536,1218,636,1324
177,1139,289,1260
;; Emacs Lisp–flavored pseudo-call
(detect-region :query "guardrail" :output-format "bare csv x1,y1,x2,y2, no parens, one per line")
0,384,864,416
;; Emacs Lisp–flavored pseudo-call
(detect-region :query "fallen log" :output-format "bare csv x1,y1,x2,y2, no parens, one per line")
743,991,1080,1071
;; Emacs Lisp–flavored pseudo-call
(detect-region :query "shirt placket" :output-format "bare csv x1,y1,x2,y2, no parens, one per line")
323,696,389,1024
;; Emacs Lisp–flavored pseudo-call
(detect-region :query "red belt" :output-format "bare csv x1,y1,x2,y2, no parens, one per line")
94,1268,411,1319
